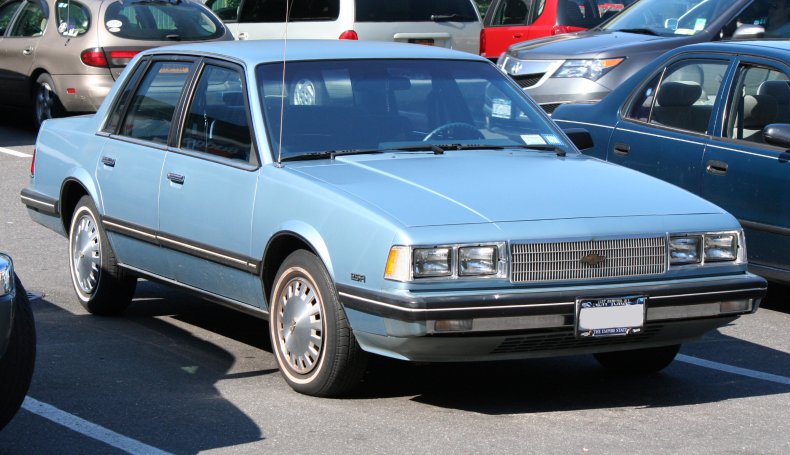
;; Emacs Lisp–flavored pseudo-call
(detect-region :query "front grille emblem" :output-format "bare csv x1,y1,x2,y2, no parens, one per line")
580,253,606,268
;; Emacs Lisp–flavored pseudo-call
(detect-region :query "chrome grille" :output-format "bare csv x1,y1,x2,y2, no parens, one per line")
511,237,667,283
513,73,544,88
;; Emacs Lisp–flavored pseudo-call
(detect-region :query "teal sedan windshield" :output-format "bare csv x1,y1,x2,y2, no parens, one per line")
256,59,568,161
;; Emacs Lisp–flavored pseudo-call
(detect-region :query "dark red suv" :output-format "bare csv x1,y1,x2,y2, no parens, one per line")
480,0,633,60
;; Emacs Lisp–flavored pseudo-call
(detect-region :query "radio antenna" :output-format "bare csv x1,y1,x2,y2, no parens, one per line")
276,0,295,166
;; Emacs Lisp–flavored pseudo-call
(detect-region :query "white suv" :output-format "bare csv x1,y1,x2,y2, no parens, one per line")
206,0,482,54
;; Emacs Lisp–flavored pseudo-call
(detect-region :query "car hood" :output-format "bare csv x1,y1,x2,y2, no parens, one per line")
289,151,722,228
506,31,688,60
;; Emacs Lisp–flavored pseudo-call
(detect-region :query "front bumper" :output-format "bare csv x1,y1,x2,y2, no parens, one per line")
339,273,766,362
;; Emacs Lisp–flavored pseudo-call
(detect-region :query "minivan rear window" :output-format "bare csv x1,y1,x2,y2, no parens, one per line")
355,0,478,22
104,0,224,41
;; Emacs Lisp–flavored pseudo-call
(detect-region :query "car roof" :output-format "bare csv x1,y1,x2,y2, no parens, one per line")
143,39,489,64
674,39,790,56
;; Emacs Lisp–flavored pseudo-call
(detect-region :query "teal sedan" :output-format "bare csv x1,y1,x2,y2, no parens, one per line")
21,40,766,396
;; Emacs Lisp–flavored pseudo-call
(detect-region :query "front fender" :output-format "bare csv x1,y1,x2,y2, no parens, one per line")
270,220,334,279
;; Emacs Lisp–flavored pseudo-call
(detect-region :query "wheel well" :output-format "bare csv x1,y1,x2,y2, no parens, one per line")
60,180,89,233
262,234,316,300
29,69,48,95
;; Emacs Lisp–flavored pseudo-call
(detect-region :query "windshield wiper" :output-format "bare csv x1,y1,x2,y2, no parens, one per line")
617,28,659,36
280,145,446,162
436,143,567,157
430,13,472,22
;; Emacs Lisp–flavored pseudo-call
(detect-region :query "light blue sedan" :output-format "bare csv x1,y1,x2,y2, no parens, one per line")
20,40,766,396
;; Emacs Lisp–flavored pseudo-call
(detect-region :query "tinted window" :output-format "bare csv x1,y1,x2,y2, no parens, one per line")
725,65,790,143
724,0,790,39
630,60,727,134
10,0,47,37
104,60,149,133
257,59,565,160
181,65,252,162
491,0,532,26
238,0,339,22
56,0,89,37
206,0,240,21
0,1,22,35
119,61,194,144
355,0,477,22
104,0,223,41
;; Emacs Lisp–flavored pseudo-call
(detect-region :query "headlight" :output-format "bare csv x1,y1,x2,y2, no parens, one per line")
553,58,624,81
413,248,452,278
385,243,506,281
669,232,741,267
0,253,14,297
704,234,738,262
459,246,497,276
669,236,701,265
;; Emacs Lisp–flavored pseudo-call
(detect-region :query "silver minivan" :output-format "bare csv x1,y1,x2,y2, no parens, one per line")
206,0,482,54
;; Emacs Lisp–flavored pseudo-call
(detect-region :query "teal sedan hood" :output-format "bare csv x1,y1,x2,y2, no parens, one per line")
290,150,723,227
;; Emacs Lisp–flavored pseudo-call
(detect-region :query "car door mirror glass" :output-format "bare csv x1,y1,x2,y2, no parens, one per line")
763,124,790,149
664,18,678,30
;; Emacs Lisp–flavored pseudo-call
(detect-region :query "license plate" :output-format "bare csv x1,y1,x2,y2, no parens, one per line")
409,38,435,46
577,295,646,337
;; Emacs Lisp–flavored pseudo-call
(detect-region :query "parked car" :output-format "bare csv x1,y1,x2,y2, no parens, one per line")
480,0,633,61
21,39,765,396
0,0,233,127
0,253,36,430
497,0,784,114
204,0,481,54
552,40,790,284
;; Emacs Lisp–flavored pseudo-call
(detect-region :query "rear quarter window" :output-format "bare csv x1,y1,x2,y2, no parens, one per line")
104,0,223,41
56,0,90,37
355,0,478,22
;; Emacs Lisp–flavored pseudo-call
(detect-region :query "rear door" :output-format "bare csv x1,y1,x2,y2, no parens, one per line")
97,57,197,277
481,0,536,59
703,56,790,277
607,57,730,194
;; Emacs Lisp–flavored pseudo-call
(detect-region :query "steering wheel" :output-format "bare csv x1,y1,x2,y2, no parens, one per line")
423,122,484,141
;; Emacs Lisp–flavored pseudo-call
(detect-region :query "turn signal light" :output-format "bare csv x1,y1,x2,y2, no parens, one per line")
338,30,358,40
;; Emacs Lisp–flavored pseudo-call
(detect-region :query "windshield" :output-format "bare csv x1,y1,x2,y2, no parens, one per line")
256,59,569,161
600,0,733,36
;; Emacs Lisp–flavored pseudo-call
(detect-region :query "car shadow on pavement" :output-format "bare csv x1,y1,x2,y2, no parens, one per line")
15,292,266,454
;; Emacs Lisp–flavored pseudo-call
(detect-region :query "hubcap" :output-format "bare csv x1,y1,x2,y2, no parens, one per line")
72,214,101,295
275,276,323,374
35,82,53,124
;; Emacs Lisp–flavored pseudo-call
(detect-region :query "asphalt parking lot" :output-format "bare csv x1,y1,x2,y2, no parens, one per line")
0,114,788,454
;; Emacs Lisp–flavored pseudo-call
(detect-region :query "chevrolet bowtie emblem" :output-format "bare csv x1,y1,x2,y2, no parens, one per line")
580,253,606,267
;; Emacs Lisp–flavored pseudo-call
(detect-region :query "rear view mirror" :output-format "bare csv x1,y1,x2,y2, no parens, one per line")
664,18,678,31
563,128,594,150
763,123,790,149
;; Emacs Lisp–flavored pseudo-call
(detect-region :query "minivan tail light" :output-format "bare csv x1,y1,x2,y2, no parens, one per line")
551,25,586,35
338,30,358,40
107,50,140,67
81,48,109,67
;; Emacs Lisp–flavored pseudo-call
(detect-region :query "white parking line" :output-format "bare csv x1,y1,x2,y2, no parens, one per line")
0,146,32,158
677,354,790,386
22,397,173,455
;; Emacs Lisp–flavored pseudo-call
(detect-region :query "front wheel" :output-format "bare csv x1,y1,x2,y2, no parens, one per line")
269,250,367,396
593,344,681,374
68,196,136,315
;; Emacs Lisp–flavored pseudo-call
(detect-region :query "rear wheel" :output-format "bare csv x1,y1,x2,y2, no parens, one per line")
33,73,65,129
0,277,36,430
594,344,681,374
269,250,367,396
68,196,136,315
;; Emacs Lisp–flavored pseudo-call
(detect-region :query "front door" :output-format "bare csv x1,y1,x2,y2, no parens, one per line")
0,0,43,108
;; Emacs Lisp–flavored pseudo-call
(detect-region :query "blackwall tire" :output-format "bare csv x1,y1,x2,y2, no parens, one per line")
33,73,65,129
269,250,367,397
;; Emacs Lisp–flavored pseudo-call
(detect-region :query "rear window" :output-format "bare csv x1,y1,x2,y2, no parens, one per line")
355,0,478,22
104,0,224,41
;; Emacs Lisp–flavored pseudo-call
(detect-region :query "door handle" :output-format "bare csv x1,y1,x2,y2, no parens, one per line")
237,32,249,40
167,172,185,185
22,47,33,55
706,160,728,176
613,142,630,156
101,156,116,167
513,33,523,39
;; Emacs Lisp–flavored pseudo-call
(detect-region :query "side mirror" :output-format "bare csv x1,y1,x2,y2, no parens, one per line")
732,24,765,40
763,123,790,149
664,18,678,31
563,128,594,150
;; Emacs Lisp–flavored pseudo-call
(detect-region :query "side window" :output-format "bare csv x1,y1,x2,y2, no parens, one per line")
643,60,727,134
723,0,790,39
491,0,531,26
55,0,89,37
238,0,338,22
181,65,252,162
104,60,149,133
0,1,23,35
9,0,47,37
119,61,194,144
724,65,790,144
207,0,241,21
